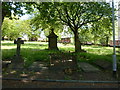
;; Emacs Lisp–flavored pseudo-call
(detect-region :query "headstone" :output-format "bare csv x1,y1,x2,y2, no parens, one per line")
78,62,100,72
10,38,24,69
47,29,58,50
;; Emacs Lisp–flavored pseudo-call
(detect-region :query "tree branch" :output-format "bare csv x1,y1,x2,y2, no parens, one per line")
56,7,75,32
56,8,68,24
64,7,75,31
76,4,87,28
78,14,103,28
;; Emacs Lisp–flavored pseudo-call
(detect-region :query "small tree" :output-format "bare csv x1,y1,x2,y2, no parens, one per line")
2,18,33,40
91,17,112,45
2,18,19,40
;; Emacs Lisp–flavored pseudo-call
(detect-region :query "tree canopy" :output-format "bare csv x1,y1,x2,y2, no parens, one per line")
26,2,113,52
2,18,33,40
2,2,30,22
1,2,114,52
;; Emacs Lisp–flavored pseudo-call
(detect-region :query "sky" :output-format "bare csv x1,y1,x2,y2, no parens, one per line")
20,7,31,20
20,14,31,20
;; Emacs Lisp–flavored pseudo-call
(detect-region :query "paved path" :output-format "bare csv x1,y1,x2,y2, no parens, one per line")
2,80,119,88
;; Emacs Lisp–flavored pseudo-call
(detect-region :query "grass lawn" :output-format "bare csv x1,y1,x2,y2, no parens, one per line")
2,40,120,68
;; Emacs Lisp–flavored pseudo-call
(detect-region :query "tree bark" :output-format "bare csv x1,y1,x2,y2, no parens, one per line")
74,30,81,52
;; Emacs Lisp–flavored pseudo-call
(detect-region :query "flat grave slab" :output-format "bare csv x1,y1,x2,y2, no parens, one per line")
28,62,48,72
8,63,24,70
78,62,100,72
93,60,112,70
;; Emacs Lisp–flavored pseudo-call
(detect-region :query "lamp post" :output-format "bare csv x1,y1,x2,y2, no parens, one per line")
112,0,117,76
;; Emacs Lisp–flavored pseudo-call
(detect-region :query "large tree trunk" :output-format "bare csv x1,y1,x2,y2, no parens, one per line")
74,30,82,52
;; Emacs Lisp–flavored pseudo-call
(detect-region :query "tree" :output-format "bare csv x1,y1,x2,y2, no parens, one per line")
18,19,33,39
2,18,19,40
79,26,93,44
30,3,63,37
2,18,33,40
25,2,112,52
2,2,27,23
90,17,112,45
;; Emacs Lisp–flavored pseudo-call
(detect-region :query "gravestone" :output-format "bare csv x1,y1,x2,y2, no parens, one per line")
78,62,100,72
14,38,24,57
10,38,24,69
47,28,58,50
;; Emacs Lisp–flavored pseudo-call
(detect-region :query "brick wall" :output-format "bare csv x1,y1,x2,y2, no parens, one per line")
110,40,120,46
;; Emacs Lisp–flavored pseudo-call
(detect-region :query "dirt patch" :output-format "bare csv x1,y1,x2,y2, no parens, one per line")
2,60,119,88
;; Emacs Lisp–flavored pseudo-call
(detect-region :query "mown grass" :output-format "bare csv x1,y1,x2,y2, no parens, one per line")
2,41,120,68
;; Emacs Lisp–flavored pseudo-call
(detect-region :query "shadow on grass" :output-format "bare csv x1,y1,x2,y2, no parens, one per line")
2,49,16,60
2,42,48,47
2,48,61,67
23,43,47,46
75,52,113,63
2,48,120,68
2,43,15,46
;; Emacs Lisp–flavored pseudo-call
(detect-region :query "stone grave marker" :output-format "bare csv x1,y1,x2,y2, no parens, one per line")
47,28,58,50
78,62,100,72
14,38,24,58
93,60,112,70
9,38,24,69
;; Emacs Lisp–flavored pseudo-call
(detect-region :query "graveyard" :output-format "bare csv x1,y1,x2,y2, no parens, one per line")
2,40,120,88
1,1,120,88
